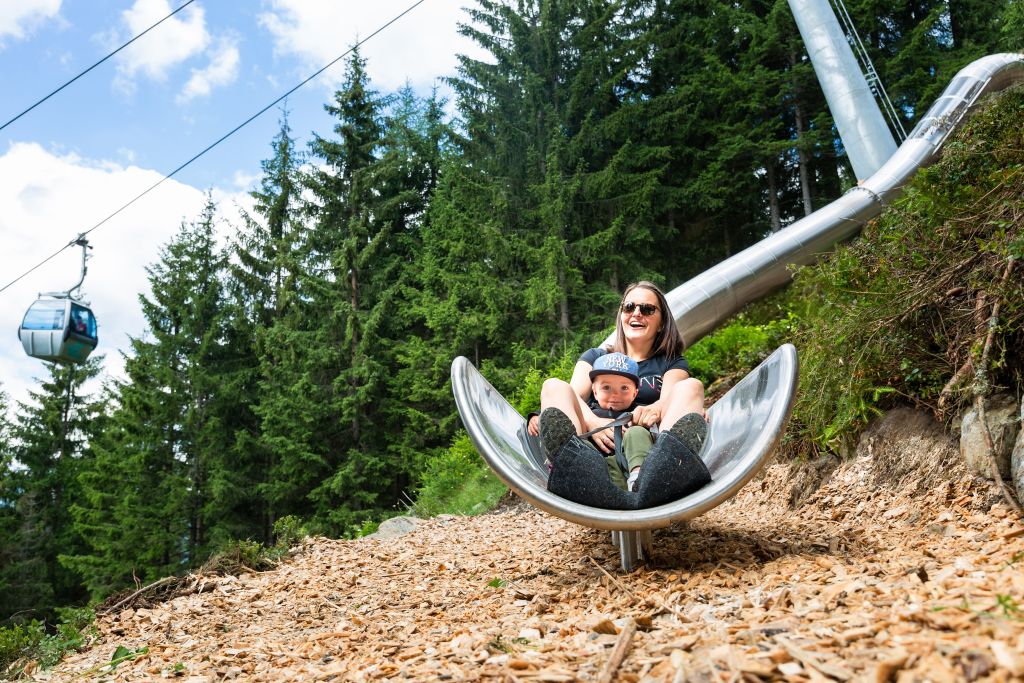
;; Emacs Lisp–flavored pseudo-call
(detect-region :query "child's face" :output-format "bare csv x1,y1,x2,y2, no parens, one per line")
592,374,638,411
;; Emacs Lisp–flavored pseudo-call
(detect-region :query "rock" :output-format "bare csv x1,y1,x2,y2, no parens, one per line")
1012,402,1024,504
959,393,1019,480
363,515,421,540
859,407,959,493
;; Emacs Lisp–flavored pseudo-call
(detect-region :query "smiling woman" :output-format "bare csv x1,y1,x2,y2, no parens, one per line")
527,281,711,509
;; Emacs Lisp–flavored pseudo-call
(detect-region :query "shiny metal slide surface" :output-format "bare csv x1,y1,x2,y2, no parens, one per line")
452,344,797,531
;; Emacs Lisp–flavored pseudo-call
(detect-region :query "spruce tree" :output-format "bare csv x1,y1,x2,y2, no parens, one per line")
259,48,436,533
228,111,305,543
67,199,231,595
1,360,101,620
0,387,20,619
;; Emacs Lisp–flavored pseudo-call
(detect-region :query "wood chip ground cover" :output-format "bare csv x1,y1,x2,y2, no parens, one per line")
31,452,1024,682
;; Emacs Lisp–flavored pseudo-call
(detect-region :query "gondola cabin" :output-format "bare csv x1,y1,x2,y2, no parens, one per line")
18,298,98,364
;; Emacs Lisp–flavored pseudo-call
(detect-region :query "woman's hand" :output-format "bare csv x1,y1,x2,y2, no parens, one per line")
630,403,662,428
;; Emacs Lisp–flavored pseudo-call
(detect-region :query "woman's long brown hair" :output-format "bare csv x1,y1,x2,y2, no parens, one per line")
610,281,684,360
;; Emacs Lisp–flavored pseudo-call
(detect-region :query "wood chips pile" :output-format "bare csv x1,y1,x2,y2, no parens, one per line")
31,449,1024,682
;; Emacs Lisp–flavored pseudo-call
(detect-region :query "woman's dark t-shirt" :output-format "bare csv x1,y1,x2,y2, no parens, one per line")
580,347,689,408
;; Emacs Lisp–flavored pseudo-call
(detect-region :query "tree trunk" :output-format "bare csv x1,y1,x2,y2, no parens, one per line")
790,50,813,216
766,159,782,232
350,265,361,443
558,264,570,333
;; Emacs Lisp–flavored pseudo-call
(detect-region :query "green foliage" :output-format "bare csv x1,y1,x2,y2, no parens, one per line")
0,608,94,678
349,519,380,539
686,312,796,385
412,434,508,518
995,594,1023,619
271,515,307,549
1,360,102,621
789,84,1024,456
0,620,43,677
203,538,282,575
200,514,317,577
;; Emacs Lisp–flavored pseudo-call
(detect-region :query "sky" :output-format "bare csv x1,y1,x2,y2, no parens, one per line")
0,0,485,417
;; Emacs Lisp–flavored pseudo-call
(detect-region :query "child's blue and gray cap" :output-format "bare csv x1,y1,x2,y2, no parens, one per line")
589,352,639,386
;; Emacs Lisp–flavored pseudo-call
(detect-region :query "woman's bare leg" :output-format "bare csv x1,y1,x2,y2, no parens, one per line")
540,378,586,434
659,377,706,431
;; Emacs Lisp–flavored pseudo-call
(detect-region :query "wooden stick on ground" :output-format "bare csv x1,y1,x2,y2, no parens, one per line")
974,257,1022,514
597,618,636,683
587,556,687,621
100,576,177,614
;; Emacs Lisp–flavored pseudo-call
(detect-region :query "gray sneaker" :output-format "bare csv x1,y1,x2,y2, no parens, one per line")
538,407,577,461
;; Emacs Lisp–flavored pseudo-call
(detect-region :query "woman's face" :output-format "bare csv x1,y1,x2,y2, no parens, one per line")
620,287,661,353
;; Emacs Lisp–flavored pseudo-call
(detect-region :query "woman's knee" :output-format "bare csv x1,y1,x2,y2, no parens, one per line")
668,377,704,402
680,377,704,397
540,377,573,402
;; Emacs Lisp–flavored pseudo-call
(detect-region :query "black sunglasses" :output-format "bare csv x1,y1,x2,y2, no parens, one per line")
620,301,658,316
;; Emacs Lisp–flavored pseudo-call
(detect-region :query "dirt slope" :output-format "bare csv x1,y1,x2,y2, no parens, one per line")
32,410,1024,682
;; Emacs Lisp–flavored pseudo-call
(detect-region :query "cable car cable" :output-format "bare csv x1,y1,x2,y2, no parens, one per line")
0,0,199,133
0,0,429,297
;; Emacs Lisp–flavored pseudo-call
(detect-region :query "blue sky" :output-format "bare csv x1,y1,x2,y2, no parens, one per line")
0,0,482,415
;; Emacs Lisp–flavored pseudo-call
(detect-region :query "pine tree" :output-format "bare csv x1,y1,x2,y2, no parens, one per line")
1,361,101,620
66,200,231,595
0,387,20,619
228,110,305,543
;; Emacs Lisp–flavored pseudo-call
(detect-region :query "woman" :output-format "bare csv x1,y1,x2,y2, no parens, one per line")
529,281,711,509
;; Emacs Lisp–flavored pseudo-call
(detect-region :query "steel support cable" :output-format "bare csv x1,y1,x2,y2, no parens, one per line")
0,0,429,296
829,0,907,140
0,0,198,133
831,0,906,139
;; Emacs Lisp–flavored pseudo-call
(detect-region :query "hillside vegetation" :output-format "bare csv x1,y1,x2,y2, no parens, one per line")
789,82,1024,456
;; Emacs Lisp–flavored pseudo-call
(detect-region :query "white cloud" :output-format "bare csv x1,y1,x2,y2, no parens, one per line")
178,36,240,103
0,142,251,417
232,169,259,190
0,0,61,47
257,0,486,93
113,0,210,90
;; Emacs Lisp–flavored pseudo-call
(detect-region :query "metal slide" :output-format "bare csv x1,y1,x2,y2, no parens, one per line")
451,53,1024,569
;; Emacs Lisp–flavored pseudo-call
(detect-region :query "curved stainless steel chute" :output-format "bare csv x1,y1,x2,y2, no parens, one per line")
18,234,99,365
451,53,1024,570
453,344,798,531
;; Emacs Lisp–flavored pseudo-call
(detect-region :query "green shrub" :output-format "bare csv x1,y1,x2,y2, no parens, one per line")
350,518,381,538
412,433,508,517
1,608,95,678
0,620,44,677
271,515,308,549
685,312,796,385
203,538,282,574
789,84,1024,456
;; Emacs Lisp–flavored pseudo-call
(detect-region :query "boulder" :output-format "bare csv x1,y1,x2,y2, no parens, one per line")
364,515,421,540
1012,402,1024,503
959,393,1020,480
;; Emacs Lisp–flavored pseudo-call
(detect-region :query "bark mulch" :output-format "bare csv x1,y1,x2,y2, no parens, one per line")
29,452,1024,682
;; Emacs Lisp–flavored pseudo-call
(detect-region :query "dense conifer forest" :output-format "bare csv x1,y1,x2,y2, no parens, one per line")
2,0,1021,627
